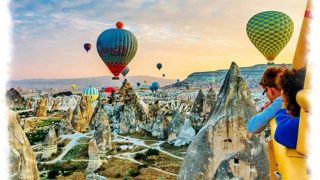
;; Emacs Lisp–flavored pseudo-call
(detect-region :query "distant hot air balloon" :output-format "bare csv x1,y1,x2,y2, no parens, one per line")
121,66,130,77
70,84,77,90
82,86,99,103
99,92,107,99
246,11,294,64
156,63,162,70
144,80,147,84
137,82,141,87
84,43,91,52
105,87,116,96
96,22,138,80
150,82,160,92
162,74,165,77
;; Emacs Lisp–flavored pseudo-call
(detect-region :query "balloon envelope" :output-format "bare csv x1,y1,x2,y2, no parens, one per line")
82,86,99,103
96,22,138,79
84,43,91,52
137,82,141,87
150,82,160,92
121,66,130,77
246,11,294,62
156,63,162,70
162,74,165,77
105,87,116,96
99,92,107,99
70,84,77,90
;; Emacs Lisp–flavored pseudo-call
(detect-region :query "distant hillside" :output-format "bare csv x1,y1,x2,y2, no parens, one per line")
7,76,175,90
183,63,291,84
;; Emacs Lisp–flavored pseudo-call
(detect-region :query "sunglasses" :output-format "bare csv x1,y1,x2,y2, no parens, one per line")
262,88,268,96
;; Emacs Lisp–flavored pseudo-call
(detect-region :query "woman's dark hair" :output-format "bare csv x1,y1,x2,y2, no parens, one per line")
260,66,286,90
280,67,307,117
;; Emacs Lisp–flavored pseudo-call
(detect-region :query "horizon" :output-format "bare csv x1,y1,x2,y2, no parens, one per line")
9,62,290,81
10,0,306,81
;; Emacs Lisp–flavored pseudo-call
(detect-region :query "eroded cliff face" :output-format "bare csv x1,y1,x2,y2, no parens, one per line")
178,62,269,180
9,110,40,180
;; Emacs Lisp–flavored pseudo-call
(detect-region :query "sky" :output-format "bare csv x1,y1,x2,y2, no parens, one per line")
3,1,320,179
9,0,307,80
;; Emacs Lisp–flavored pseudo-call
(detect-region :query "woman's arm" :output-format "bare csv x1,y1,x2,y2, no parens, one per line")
274,109,299,149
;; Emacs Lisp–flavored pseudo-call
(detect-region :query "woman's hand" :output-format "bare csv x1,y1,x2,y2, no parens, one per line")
259,101,272,112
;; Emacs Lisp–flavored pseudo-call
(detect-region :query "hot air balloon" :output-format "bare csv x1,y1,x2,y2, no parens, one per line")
99,92,107,99
162,74,165,77
144,80,147,84
82,86,99,103
246,11,294,64
70,84,77,90
156,63,162,70
137,82,141,87
96,22,138,80
105,87,116,96
84,43,91,52
121,66,130,77
150,82,160,92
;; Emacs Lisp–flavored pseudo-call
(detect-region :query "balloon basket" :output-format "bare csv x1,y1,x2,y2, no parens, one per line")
112,77,120,80
267,62,275,65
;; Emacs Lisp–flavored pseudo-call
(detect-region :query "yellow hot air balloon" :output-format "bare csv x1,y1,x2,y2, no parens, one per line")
71,84,77,90
246,11,294,63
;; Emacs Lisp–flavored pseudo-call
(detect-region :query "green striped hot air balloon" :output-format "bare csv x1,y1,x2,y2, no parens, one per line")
246,11,294,63
82,86,99,103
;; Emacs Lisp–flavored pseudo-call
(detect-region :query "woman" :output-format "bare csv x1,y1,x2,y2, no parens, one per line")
274,67,306,149
246,66,286,133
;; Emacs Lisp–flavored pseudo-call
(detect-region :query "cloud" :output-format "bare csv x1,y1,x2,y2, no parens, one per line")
9,0,306,80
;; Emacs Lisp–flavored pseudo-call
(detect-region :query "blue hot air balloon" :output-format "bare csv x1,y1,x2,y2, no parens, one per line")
96,22,138,80
121,66,130,77
137,82,141,87
150,82,160,92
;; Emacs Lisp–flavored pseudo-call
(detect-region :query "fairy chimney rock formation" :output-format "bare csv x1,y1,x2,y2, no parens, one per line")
6,88,24,106
191,89,206,115
42,126,58,159
174,118,196,147
9,110,40,180
71,96,93,132
35,97,47,117
91,102,112,151
167,110,185,143
71,103,84,132
86,138,102,173
206,87,217,111
25,98,32,109
178,62,269,180
119,79,132,96
51,99,59,111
